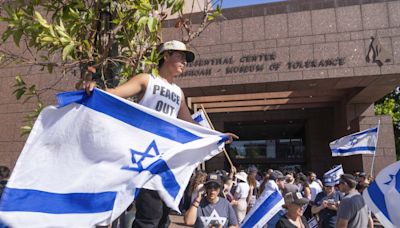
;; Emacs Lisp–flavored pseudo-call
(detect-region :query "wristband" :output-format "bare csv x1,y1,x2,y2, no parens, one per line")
192,203,199,208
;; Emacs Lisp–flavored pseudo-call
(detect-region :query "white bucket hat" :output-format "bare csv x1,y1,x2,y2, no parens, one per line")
158,40,195,63
235,171,248,183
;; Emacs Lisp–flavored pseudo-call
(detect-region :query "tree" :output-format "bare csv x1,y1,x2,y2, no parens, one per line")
375,87,400,160
0,0,222,134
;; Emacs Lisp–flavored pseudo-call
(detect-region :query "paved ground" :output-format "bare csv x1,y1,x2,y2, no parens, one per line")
169,214,190,227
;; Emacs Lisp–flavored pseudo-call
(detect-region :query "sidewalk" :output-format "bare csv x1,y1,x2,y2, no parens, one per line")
169,214,191,228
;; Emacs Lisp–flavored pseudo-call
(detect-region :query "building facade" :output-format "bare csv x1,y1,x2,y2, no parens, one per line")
162,0,399,175
0,0,398,177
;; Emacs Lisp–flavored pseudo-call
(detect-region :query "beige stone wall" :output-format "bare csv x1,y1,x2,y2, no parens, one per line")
161,1,400,88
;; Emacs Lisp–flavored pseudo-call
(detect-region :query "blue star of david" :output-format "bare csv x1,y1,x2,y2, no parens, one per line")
350,136,358,146
383,168,400,194
121,140,181,199
121,140,160,172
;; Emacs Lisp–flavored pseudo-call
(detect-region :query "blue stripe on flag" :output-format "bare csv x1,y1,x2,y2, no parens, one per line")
368,181,392,223
351,127,378,137
331,146,375,154
241,190,283,228
396,168,400,193
325,165,342,175
57,90,201,144
193,114,203,123
0,188,116,214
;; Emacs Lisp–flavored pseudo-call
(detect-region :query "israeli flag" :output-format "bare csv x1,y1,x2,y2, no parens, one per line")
241,186,284,228
323,165,344,185
330,126,378,156
363,161,400,228
191,109,212,129
0,89,226,227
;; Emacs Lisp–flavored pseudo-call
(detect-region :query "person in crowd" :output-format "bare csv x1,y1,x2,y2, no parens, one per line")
184,173,238,228
0,166,10,200
356,183,374,228
296,173,311,200
231,171,249,223
307,171,322,201
356,172,370,185
0,166,10,228
311,176,343,228
248,165,261,187
283,173,300,195
336,174,370,228
260,170,286,196
84,40,238,228
246,174,257,213
222,175,234,202
189,170,207,204
276,192,310,228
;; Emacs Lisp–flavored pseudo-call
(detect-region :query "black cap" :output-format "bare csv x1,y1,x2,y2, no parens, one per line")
205,173,222,186
270,170,285,181
340,174,357,188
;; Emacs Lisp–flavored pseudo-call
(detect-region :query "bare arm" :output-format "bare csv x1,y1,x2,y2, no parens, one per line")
106,73,149,99
184,194,203,225
177,91,198,124
84,73,149,99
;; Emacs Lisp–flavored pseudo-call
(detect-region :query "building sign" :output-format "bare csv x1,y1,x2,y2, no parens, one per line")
180,52,346,77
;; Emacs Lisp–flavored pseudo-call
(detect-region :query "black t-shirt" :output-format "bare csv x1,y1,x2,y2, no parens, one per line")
313,191,343,228
275,215,309,228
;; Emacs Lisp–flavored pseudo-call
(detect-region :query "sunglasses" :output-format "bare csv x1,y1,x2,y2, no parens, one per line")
205,183,220,190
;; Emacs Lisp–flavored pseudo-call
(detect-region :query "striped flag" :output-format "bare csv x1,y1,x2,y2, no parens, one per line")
0,89,226,227
330,126,378,157
241,187,284,228
191,109,212,129
363,161,400,228
323,165,344,185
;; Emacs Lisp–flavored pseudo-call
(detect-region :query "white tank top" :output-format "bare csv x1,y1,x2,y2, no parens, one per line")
139,74,182,118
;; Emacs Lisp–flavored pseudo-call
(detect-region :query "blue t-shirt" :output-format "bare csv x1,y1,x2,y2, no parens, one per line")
313,190,343,228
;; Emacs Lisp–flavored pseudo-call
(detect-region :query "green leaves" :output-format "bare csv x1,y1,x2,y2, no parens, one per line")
62,43,75,60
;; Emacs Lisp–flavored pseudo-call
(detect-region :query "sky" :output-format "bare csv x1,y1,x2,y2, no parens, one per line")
221,0,286,9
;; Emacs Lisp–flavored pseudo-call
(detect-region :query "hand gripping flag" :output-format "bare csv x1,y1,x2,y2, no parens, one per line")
363,161,400,228
323,165,344,185
330,125,378,157
241,183,284,228
0,89,227,227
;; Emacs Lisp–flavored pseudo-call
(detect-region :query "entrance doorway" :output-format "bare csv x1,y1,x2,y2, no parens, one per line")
226,121,306,174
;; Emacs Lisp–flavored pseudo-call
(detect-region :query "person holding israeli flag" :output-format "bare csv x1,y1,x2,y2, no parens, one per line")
83,40,238,228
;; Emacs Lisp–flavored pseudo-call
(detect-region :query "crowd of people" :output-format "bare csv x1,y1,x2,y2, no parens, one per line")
181,165,376,228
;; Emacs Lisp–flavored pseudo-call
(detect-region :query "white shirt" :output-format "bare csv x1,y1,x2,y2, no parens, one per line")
234,182,250,199
139,74,182,118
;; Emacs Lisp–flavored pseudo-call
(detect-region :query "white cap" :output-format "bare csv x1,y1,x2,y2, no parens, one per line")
158,40,195,63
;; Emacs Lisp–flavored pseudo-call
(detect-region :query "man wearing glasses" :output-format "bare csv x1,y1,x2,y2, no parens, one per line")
184,173,238,228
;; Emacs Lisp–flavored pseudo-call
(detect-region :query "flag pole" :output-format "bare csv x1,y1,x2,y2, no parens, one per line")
370,119,381,177
200,104,235,168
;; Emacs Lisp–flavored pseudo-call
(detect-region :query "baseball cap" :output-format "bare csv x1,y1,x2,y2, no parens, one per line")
323,176,336,187
359,172,366,177
204,173,222,187
340,173,357,188
270,170,285,181
158,40,195,63
284,192,309,206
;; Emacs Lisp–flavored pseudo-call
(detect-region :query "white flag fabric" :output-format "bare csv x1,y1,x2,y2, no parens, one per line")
330,126,378,156
191,109,212,129
323,165,344,185
363,161,400,228
241,184,284,228
0,89,226,227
